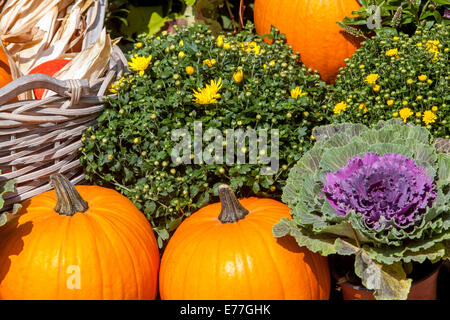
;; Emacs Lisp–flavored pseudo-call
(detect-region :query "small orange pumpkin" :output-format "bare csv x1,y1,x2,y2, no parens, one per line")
0,46,13,89
254,0,362,83
159,185,330,300
28,59,71,99
0,174,160,300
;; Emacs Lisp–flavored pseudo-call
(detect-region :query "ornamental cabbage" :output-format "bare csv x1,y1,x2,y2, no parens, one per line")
322,153,436,233
273,119,450,300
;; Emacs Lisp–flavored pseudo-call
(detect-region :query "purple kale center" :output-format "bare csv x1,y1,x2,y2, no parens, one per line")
322,153,436,231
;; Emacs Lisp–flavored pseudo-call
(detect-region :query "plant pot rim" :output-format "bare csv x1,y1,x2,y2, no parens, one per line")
339,260,443,292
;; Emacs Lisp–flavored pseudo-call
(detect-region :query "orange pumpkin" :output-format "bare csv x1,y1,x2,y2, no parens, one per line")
0,174,160,300
159,185,330,300
28,59,71,99
254,0,362,83
0,46,13,89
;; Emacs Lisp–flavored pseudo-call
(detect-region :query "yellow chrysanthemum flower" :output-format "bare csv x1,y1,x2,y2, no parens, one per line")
386,48,398,57
399,107,413,123
217,35,224,47
418,74,427,81
203,59,213,67
223,42,231,50
334,102,347,115
185,66,194,75
290,87,308,99
373,84,381,92
425,40,440,60
207,78,222,93
192,78,223,105
135,42,143,48
432,106,438,112
238,41,261,55
233,69,244,83
178,51,185,58
358,103,368,114
364,73,379,84
109,76,126,93
422,110,437,125
387,99,394,106
128,55,152,76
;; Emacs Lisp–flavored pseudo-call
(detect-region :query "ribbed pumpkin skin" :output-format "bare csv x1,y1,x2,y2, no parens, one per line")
160,197,330,300
0,186,160,300
0,47,13,88
254,0,362,83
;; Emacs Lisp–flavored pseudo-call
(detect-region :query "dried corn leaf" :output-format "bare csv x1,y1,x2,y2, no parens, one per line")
42,27,112,98
0,0,93,75
29,1,85,72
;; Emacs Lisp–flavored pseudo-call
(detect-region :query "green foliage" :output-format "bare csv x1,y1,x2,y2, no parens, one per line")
0,172,20,226
341,0,450,37
105,0,253,50
325,22,449,139
79,23,329,247
274,120,450,299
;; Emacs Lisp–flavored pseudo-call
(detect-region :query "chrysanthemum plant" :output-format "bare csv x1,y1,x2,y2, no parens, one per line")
327,23,449,139
80,22,329,247
273,119,449,300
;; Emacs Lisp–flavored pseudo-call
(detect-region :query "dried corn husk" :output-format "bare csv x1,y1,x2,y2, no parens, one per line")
42,28,114,99
0,0,116,100
0,0,98,75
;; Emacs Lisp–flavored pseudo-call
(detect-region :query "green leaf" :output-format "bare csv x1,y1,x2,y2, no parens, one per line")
148,10,170,35
196,191,210,208
120,5,164,38
354,250,412,300
144,201,156,215
432,0,450,5
438,154,450,182
319,141,368,172
334,238,360,255
168,216,184,232
375,27,399,36
272,217,292,238
184,0,196,5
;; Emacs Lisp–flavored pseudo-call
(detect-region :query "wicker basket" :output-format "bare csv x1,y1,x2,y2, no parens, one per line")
0,0,126,211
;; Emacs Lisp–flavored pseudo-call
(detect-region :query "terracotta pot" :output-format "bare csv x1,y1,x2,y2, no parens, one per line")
339,262,442,300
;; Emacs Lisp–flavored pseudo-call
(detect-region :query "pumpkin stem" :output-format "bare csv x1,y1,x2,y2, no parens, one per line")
50,173,88,216
218,184,249,223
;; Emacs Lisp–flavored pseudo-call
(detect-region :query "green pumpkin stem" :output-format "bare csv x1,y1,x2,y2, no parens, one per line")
50,173,88,216
218,184,249,223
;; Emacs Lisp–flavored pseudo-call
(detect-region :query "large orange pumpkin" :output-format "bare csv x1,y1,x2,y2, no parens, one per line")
159,185,330,300
0,46,13,89
0,174,160,300
254,0,362,83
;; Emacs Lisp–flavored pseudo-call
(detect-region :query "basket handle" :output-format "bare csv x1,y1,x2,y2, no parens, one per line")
0,74,92,106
